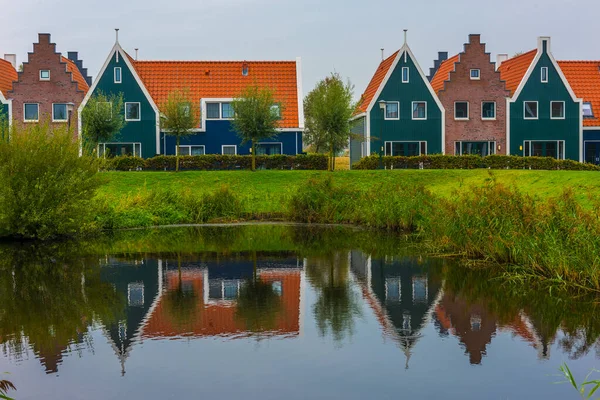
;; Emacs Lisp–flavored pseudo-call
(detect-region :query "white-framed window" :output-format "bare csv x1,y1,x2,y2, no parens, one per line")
385,278,401,301
52,103,68,122
401,67,409,83
24,103,39,122
455,101,469,120
412,101,427,120
222,102,234,119
384,102,399,120
541,67,548,83
524,101,538,119
206,102,220,119
551,101,565,119
256,142,283,155
523,140,565,159
270,104,281,119
470,69,481,80
385,141,427,156
39,70,50,81
222,145,237,155
125,102,141,121
127,282,144,307
481,101,496,120
412,276,428,303
455,141,496,156
583,102,594,118
114,67,122,84
98,142,142,158
470,315,482,332
177,145,205,156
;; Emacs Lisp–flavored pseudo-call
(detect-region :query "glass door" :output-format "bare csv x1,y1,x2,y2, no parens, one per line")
585,142,600,165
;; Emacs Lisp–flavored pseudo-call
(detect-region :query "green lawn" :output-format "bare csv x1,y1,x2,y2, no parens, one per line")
98,170,600,213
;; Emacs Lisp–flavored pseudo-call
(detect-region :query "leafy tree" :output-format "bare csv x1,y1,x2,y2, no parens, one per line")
303,73,356,171
81,91,126,155
231,84,281,171
160,88,200,172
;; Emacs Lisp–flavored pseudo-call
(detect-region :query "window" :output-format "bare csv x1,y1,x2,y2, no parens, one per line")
24,103,39,122
455,102,469,120
541,67,548,83
551,101,565,119
256,142,282,155
128,283,144,307
583,102,594,118
98,143,142,158
523,140,565,159
177,145,205,156
402,67,409,83
481,102,496,119
455,141,496,156
242,63,249,76
384,102,399,120
412,101,427,120
206,103,220,119
470,315,482,332
385,278,401,301
524,101,538,119
39,70,50,81
223,281,240,300
412,276,428,303
270,104,281,119
125,102,140,121
52,103,68,122
221,102,234,119
222,145,237,155
272,281,283,296
114,67,122,83
385,141,427,156
470,69,481,80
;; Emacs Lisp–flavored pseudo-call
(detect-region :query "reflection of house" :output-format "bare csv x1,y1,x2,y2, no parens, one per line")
350,251,443,368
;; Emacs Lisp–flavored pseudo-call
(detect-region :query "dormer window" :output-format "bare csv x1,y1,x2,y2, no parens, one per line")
271,104,281,119
39,70,50,81
470,69,481,80
541,67,548,83
114,67,122,84
242,62,249,76
401,67,409,83
583,102,594,118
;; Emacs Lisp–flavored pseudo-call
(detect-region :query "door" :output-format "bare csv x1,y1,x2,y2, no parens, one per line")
585,142,600,165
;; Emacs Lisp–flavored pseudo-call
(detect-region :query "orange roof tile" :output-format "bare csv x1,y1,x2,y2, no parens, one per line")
559,61,600,127
0,58,17,97
61,56,89,93
497,50,536,95
131,59,300,128
355,50,399,114
430,54,459,93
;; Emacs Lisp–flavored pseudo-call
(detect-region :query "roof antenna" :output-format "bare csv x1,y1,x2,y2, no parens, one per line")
404,29,408,44
135,48,139,60
381,48,384,62
115,28,119,43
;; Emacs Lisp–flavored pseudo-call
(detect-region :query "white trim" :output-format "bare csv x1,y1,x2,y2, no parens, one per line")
23,103,39,122
296,57,305,129
256,141,283,155
200,98,234,130
481,101,496,120
411,101,427,120
98,142,143,158
384,140,427,156
454,140,497,156
350,112,366,121
470,69,481,80
221,144,237,155
114,67,122,84
454,101,469,120
384,101,400,120
583,126,600,130
39,70,50,81
523,101,539,120
52,103,68,122
523,139,565,159
176,144,205,156
506,97,511,155
401,67,409,83
125,102,141,122
550,101,565,120
541,67,548,83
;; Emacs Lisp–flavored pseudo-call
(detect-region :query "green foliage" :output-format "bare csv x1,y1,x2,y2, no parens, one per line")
0,123,103,239
231,84,281,171
0,113,8,142
287,177,358,223
0,377,15,400
559,364,600,399
304,73,356,170
81,91,126,150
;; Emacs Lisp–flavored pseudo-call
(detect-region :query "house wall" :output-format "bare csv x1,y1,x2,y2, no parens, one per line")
9,34,86,137
437,35,510,155
369,52,443,155
349,116,365,167
509,46,580,161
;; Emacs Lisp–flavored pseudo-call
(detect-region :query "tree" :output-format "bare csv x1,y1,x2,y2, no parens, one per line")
231,84,281,171
81,91,126,155
160,88,200,172
303,73,356,171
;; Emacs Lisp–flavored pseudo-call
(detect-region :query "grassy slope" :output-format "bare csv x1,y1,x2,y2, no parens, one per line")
98,170,600,213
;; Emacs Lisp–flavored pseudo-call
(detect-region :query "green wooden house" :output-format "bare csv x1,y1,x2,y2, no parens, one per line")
0,57,17,131
499,37,582,161
350,35,445,167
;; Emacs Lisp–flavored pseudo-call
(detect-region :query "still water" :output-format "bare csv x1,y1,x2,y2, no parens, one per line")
0,225,598,399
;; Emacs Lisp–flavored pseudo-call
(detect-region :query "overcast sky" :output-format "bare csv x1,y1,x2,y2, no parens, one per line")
0,0,597,100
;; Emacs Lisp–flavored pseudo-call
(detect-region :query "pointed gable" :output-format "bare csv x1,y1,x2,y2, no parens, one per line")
355,50,399,114
0,59,17,98
430,54,459,93
498,50,536,95
559,61,600,127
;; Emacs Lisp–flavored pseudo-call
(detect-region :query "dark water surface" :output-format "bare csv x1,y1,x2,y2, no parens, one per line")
0,225,598,399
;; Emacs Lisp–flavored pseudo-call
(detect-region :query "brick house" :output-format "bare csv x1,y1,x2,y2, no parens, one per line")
8,33,90,136
431,34,510,156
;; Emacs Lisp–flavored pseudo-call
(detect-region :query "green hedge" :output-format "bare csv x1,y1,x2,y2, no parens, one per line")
101,154,329,171
352,155,600,171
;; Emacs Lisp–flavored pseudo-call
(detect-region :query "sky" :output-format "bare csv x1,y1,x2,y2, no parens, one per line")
0,0,598,100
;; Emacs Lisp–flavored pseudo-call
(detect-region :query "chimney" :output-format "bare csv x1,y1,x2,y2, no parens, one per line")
381,48,384,62
3,54,16,70
135,48,139,60
496,54,509,70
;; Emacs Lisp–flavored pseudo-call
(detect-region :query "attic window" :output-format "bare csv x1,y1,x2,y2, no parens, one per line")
401,67,409,83
242,63,249,76
114,67,122,84
470,69,481,80
39,70,50,81
583,102,594,118
541,67,548,83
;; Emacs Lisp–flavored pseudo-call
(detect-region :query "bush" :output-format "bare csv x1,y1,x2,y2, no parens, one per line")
287,177,358,223
0,124,103,239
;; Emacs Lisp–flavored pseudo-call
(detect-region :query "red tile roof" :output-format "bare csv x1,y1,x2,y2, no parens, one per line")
355,50,399,114
130,58,300,128
497,50,537,95
559,61,600,127
0,58,17,97
61,56,89,93
430,54,459,93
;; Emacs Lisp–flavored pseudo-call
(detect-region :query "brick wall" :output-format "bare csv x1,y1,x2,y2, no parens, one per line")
437,34,510,154
8,33,86,136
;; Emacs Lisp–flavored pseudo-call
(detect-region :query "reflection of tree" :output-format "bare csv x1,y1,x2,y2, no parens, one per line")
306,252,361,343
164,254,200,331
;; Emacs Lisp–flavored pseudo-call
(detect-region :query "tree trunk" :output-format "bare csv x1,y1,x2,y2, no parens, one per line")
252,139,256,172
328,141,334,172
176,136,180,172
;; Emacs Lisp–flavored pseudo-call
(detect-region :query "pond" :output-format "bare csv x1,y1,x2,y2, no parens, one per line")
0,225,598,399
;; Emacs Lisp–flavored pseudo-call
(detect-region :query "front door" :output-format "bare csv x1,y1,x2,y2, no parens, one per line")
585,142,600,165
